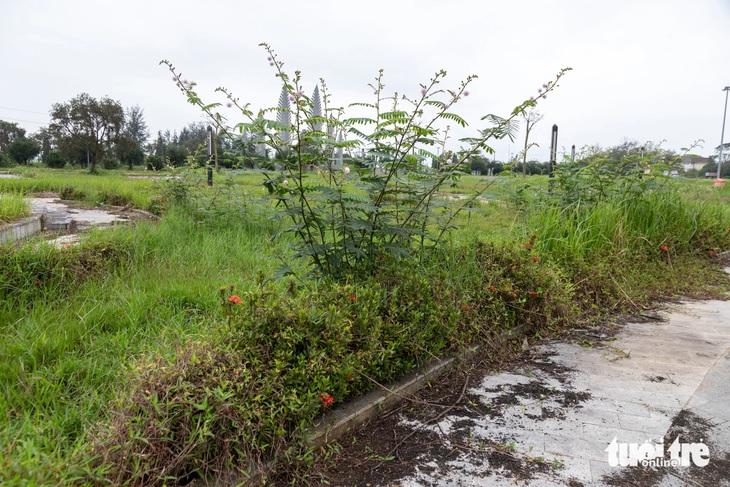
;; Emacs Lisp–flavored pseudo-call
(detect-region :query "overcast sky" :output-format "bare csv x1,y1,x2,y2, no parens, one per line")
1,0,729,162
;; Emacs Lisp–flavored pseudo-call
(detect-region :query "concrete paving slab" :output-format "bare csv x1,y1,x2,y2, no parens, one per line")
617,410,674,436
31,197,124,229
392,298,730,486
543,434,608,462
585,396,655,418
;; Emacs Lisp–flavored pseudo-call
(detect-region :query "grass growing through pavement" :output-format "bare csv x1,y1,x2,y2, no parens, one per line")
0,169,728,484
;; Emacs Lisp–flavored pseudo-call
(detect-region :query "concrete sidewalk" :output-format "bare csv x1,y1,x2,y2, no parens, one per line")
395,298,730,486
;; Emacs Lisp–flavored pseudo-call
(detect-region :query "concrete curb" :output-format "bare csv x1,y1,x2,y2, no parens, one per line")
0,215,42,244
210,355,465,486
308,355,458,448
214,327,532,485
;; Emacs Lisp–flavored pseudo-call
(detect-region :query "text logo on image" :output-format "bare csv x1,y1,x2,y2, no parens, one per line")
606,437,709,468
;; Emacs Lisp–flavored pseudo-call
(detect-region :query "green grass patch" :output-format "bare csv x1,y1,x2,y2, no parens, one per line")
0,168,160,209
0,192,30,224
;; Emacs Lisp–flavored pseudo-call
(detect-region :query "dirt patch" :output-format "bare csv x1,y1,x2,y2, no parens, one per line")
310,349,589,486
644,375,668,383
33,191,60,198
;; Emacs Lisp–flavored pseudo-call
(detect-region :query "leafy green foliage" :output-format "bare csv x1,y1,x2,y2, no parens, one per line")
146,154,164,171
92,244,576,484
161,47,571,278
49,93,125,172
0,120,26,152
43,149,67,169
1,170,728,484
536,140,730,262
6,137,40,164
0,151,14,168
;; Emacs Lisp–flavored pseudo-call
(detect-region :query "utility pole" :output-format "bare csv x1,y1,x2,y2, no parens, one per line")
549,124,558,177
716,86,730,179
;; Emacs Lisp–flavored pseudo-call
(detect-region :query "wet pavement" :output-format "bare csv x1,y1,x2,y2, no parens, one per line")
30,197,126,230
390,291,730,486
2,195,155,247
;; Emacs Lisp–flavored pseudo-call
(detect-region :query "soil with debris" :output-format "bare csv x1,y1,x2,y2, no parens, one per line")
308,347,585,486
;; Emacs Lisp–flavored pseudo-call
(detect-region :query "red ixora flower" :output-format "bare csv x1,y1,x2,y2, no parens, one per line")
319,393,334,407
660,245,669,252
228,295,242,304
348,294,356,302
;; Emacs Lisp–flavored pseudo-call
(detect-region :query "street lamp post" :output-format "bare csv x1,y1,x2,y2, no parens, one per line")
717,86,730,180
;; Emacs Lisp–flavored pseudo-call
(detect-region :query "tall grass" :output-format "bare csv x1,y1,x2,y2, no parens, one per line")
0,192,30,224
531,188,730,260
0,204,289,483
0,170,158,208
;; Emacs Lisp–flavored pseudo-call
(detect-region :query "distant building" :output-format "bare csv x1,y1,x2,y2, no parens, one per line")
681,156,709,172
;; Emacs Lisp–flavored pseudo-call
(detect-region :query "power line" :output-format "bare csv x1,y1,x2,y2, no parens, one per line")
0,116,48,125
0,105,48,115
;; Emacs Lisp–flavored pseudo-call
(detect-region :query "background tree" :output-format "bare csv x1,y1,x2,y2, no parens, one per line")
124,105,149,145
31,127,54,160
117,105,149,170
0,120,26,151
49,93,125,172
7,137,41,164
43,150,68,169
165,145,188,167
177,122,208,155
116,134,146,169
